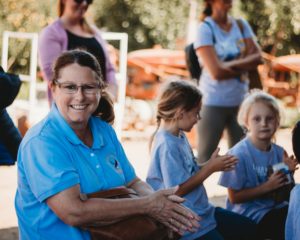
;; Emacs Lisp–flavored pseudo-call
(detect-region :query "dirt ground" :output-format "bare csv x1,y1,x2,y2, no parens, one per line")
0,127,298,240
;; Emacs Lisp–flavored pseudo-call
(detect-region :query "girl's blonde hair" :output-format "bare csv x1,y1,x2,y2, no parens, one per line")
149,80,202,149
238,89,281,129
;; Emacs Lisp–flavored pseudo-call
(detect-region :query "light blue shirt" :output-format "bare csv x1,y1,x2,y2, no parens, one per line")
147,130,216,240
285,184,300,240
194,17,255,107
15,105,136,240
219,137,287,223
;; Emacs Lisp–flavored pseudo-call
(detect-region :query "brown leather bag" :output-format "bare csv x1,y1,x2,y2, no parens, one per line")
80,187,180,240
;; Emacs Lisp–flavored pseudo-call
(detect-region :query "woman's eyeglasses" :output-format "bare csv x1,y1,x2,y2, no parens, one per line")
74,0,93,5
54,80,100,95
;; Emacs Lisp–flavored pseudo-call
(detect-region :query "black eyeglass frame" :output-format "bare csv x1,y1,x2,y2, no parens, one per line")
53,79,101,95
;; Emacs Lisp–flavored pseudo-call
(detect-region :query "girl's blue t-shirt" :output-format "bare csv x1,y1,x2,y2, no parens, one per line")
147,130,216,240
219,137,287,223
15,105,136,240
194,17,255,107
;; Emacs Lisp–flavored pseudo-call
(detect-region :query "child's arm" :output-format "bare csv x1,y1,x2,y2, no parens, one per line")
227,171,287,203
176,148,237,197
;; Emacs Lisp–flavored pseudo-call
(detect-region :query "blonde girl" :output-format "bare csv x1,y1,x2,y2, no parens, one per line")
219,90,298,240
147,80,257,240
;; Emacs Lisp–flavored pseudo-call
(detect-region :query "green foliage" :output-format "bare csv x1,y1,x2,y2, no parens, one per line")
92,0,190,51
1,0,300,60
239,0,300,55
0,0,56,74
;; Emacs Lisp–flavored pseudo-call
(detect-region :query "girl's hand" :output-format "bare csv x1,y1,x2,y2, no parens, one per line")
283,151,298,173
207,148,238,173
147,187,200,235
265,171,287,191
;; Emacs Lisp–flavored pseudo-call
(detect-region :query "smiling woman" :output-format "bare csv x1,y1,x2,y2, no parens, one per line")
51,61,102,144
15,50,200,240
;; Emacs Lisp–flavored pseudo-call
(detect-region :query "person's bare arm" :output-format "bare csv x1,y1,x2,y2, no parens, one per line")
127,177,154,196
227,171,287,204
225,38,263,71
46,182,200,234
176,148,237,197
196,46,241,80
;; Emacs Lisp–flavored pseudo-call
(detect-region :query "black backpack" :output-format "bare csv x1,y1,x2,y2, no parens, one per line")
185,43,201,82
184,21,213,83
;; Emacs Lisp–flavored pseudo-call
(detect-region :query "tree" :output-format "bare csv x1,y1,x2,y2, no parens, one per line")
92,0,190,51
0,0,56,74
239,0,300,55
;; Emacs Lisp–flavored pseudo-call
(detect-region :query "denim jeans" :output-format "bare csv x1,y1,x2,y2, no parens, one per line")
196,207,258,240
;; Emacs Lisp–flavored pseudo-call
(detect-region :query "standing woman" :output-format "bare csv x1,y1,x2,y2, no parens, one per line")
195,0,262,163
39,0,117,104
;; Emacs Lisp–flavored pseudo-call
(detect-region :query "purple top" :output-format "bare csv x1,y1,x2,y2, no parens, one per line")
38,19,116,102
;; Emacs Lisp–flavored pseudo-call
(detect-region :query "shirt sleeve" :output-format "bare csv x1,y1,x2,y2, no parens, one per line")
194,22,214,49
38,25,65,84
20,136,80,202
239,18,255,39
218,148,247,190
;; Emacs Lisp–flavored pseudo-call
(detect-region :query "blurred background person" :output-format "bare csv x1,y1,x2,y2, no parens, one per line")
39,0,117,104
0,66,22,165
194,0,262,164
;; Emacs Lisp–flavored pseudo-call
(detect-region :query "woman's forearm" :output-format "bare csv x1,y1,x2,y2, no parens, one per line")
127,177,154,196
226,53,262,71
47,184,200,233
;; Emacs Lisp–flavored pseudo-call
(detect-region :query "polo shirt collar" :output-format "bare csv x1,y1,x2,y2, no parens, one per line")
49,104,104,149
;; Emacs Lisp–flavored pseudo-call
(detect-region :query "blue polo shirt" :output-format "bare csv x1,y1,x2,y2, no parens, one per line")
15,105,136,240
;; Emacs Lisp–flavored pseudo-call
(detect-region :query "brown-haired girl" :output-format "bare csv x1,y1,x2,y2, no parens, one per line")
147,80,258,240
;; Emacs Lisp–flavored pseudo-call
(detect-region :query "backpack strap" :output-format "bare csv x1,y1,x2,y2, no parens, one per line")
202,20,216,44
236,18,245,38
